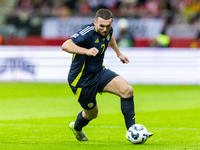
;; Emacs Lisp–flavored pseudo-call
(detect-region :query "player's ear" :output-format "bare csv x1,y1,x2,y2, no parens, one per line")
93,19,96,26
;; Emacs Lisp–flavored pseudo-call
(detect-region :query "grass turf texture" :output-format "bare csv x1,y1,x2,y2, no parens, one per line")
0,83,199,150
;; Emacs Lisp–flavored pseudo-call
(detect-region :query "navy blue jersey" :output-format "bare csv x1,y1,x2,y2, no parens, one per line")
68,23,113,88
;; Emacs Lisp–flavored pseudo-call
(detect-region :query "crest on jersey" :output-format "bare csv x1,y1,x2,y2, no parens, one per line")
88,103,94,108
107,34,110,41
71,33,79,38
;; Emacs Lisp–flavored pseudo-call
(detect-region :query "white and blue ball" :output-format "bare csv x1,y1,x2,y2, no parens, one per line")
126,124,148,144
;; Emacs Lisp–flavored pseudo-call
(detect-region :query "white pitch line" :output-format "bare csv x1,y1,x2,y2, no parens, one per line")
148,127,199,131
0,124,64,127
0,124,199,131
87,126,199,131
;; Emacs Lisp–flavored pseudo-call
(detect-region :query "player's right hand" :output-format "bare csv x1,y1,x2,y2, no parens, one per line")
86,47,99,56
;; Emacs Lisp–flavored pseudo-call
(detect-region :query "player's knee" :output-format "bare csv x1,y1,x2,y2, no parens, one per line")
83,109,98,120
86,112,98,120
120,85,133,98
91,112,98,120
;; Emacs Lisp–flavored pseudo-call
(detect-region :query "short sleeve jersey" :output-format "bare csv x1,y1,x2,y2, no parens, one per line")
68,23,113,88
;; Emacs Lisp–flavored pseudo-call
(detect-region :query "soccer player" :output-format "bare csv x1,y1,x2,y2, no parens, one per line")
62,9,153,141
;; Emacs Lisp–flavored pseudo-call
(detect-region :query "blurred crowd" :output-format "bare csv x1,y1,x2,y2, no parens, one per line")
1,0,200,37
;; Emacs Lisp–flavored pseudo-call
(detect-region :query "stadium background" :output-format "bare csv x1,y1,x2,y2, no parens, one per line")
0,1,200,149
1,0,200,47
0,0,200,84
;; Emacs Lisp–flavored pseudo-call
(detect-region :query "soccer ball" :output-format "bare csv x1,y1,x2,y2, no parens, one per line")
126,124,148,144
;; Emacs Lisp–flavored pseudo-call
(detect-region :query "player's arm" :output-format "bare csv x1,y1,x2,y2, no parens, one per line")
62,39,99,57
108,35,129,64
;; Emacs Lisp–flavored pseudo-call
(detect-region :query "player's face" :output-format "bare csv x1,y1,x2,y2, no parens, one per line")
94,17,113,37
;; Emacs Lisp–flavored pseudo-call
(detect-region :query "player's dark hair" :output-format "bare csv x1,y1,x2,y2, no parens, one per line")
95,9,113,21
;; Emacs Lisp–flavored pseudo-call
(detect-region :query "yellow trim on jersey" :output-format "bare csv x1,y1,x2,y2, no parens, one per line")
72,54,76,61
75,88,82,100
71,61,85,87
94,25,97,32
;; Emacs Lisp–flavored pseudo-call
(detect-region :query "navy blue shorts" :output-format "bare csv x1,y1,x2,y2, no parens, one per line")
69,68,118,110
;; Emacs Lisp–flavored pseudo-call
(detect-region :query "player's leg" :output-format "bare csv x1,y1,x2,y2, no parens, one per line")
69,104,98,141
103,76,135,130
82,104,98,120
74,104,98,131
103,75,133,98
69,84,99,141
100,70,153,137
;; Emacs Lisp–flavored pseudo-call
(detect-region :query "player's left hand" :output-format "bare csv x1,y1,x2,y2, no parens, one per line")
118,54,129,64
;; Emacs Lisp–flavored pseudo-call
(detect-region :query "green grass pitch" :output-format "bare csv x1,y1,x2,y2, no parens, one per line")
0,83,200,150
